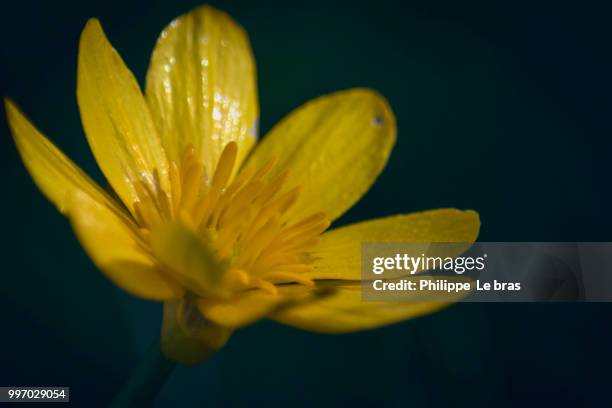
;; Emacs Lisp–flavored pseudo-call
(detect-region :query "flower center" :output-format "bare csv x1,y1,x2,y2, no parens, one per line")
132,142,329,294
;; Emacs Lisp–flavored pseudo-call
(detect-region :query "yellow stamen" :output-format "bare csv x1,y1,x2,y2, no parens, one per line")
131,142,329,296
169,161,182,214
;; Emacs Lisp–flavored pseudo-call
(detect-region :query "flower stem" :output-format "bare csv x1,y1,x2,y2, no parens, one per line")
110,339,175,407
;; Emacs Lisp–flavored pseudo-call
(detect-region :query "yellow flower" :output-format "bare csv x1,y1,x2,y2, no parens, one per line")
5,5,480,363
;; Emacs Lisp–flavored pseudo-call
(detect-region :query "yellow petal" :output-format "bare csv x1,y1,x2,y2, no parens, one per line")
145,5,258,175
77,19,170,213
271,284,458,333
5,99,124,216
246,88,395,222
161,297,232,364
310,209,480,280
198,285,316,328
69,190,184,300
150,223,228,298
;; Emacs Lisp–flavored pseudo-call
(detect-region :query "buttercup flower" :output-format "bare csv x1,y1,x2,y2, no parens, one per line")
5,5,479,363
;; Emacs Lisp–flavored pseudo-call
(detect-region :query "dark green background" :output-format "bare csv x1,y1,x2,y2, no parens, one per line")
1,0,610,406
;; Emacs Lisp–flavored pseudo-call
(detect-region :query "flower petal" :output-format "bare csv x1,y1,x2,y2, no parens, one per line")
197,285,316,328
145,5,258,175
271,284,459,333
69,190,184,300
77,19,170,213
246,88,395,222
162,297,232,364
5,99,123,215
150,223,228,298
309,209,480,281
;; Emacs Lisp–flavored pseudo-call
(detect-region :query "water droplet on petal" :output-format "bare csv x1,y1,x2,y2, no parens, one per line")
372,115,384,127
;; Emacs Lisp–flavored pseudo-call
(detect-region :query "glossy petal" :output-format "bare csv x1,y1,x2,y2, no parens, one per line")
162,297,232,364
146,5,258,175
69,191,184,300
77,19,170,213
246,88,395,222
309,209,480,281
272,284,460,333
5,99,122,215
150,223,228,298
198,285,317,328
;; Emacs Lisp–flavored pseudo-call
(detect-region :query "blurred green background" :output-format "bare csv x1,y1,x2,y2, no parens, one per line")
1,0,610,406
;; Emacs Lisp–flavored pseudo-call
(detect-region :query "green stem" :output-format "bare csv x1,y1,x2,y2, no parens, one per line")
109,339,176,407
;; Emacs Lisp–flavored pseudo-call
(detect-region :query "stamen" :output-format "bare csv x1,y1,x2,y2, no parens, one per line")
277,212,328,237
253,169,289,206
252,157,277,179
275,186,302,215
169,161,182,214
180,164,202,211
238,216,281,268
216,180,264,229
250,278,278,295
210,142,237,196
225,268,250,287
131,141,329,296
